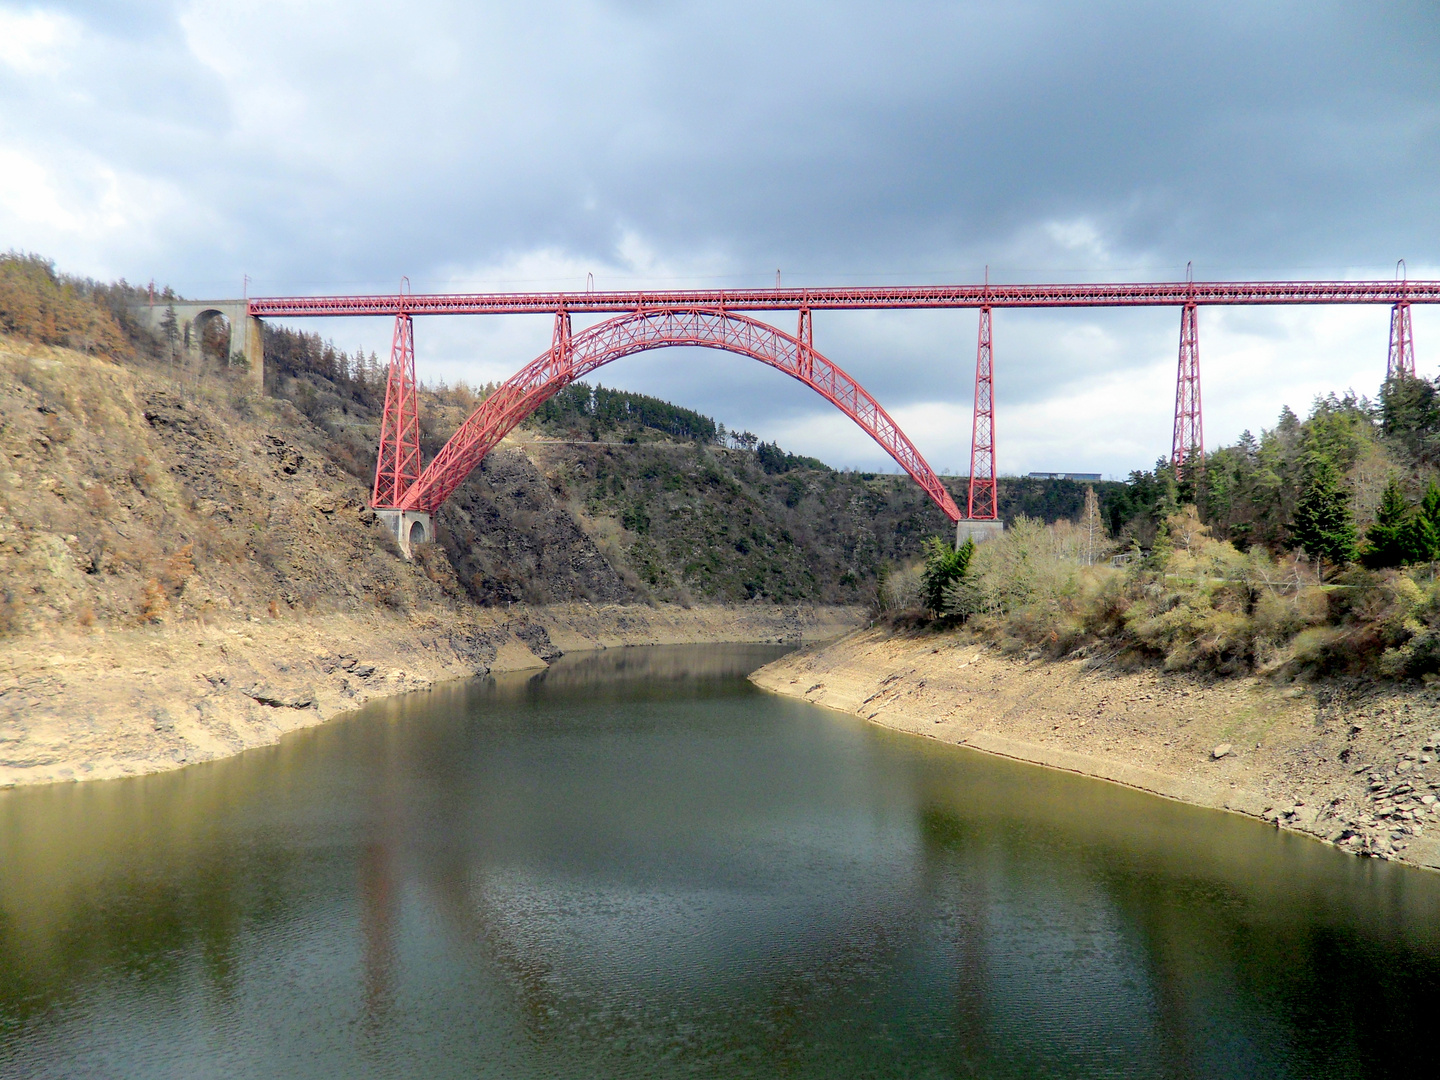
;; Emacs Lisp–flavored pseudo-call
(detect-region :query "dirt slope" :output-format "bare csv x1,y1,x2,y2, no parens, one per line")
1,602,858,788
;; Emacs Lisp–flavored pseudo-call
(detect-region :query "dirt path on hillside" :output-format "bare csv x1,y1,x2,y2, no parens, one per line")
751,628,1440,873
0,603,861,788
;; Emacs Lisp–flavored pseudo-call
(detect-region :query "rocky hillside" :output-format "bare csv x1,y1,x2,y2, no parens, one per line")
0,334,466,636
503,438,947,604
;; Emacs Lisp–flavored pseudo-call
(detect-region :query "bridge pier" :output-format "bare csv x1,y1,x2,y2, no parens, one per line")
956,520,1004,547
375,509,433,559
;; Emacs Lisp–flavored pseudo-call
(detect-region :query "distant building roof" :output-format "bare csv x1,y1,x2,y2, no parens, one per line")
1027,471,1102,482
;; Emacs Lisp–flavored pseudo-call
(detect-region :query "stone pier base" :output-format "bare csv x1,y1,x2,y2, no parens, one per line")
375,510,434,559
956,519,1005,547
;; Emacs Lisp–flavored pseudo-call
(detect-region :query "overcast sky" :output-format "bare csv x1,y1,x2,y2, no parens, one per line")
2,1,1438,477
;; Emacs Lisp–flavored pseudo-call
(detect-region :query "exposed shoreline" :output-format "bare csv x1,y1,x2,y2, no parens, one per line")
0,602,863,788
750,627,1440,873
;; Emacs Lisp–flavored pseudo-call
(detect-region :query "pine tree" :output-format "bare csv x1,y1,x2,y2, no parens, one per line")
921,536,974,614
1362,475,1413,569
1423,479,1440,526
1291,455,1357,571
160,304,179,358
1146,518,1172,570
1412,479,1440,563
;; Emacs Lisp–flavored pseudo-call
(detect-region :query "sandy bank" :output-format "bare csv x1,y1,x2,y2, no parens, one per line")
751,627,1440,873
0,602,861,787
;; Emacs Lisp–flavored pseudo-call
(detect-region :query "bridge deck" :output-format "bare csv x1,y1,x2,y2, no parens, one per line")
248,280,1440,318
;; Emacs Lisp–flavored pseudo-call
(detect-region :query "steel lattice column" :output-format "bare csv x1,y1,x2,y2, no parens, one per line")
967,306,998,520
1388,300,1416,379
797,308,813,380
1172,303,1203,479
372,313,423,508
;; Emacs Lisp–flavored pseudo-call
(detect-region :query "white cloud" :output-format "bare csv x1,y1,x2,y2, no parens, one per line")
0,146,79,230
0,7,76,76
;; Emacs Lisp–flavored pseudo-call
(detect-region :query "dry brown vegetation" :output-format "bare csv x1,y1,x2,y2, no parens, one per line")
0,332,470,638
882,507,1440,682
0,253,135,356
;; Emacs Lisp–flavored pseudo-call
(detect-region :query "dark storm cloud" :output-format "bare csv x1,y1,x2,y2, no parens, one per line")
337,0,1438,278
2,1,1437,473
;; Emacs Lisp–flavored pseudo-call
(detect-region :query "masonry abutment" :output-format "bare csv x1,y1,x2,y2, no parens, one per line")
131,300,264,393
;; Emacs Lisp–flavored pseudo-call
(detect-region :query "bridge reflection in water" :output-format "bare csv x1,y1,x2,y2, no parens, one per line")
2,644,1439,1077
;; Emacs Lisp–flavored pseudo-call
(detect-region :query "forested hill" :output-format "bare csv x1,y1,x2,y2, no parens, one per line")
534,383,718,443
1101,378,1440,570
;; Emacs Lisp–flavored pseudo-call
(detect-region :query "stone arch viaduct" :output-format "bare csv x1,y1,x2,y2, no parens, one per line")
132,299,264,392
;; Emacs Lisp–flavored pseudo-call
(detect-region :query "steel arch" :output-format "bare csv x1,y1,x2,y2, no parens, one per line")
394,307,962,522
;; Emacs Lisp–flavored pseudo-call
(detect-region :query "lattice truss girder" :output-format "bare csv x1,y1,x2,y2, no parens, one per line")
252,280,1440,318
395,308,961,522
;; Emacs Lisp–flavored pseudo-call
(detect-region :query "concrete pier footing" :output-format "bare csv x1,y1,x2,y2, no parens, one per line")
956,519,1005,547
375,510,434,559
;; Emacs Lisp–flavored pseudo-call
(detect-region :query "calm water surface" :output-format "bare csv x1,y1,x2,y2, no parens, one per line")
2,644,1439,1078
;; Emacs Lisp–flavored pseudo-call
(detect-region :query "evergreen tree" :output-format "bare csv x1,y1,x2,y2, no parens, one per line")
1412,479,1440,562
1380,375,1440,465
1362,475,1413,568
920,536,974,614
1146,517,1172,570
1291,455,1357,570
160,303,179,357
1238,429,1260,462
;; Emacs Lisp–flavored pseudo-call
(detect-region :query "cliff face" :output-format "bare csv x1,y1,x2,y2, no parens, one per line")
0,335,458,635
437,447,638,606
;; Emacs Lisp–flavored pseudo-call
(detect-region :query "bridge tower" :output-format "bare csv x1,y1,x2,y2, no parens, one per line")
959,305,1003,546
1388,300,1416,380
1171,302,1203,479
372,313,433,556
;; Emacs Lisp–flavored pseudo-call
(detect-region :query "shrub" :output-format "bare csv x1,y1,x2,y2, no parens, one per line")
921,504,1440,677
160,543,195,597
138,579,169,622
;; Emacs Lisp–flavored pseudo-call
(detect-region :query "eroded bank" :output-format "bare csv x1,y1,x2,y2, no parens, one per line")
1,603,862,787
751,627,1440,872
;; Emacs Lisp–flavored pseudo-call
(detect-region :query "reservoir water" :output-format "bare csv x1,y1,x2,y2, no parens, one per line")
2,643,1439,1078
